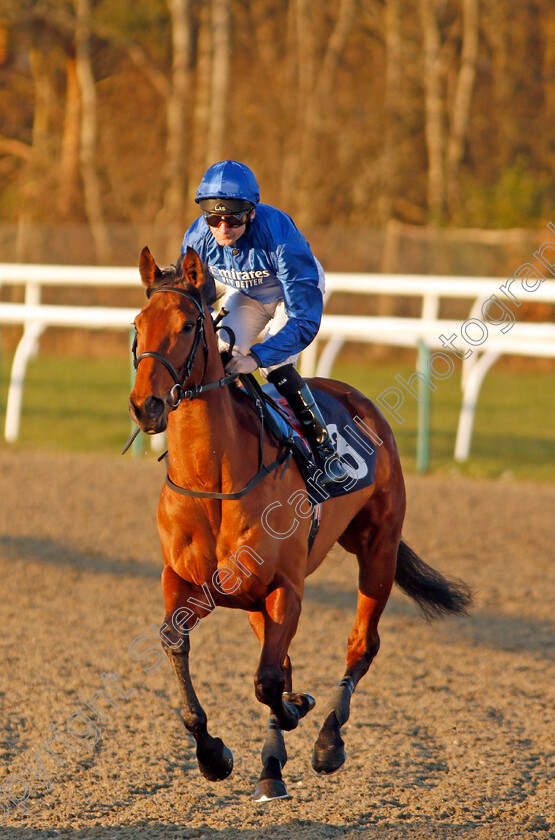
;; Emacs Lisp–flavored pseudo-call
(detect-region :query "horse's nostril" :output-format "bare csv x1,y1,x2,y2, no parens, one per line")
144,396,164,419
128,397,140,422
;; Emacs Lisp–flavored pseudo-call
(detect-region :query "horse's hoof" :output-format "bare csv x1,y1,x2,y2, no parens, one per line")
311,743,347,775
197,741,234,782
283,691,316,719
253,777,292,802
311,711,346,774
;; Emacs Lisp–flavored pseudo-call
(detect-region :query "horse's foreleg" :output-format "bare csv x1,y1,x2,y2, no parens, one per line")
253,713,291,802
161,565,233,782
254,585,314,732
312,522,399,775
248,611,301,801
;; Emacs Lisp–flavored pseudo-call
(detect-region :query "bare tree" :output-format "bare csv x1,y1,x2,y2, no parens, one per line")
447,0,479,211
206,0,230,163
283,0,358,221
29,46,54,161
74,0,111,261
12,39,58,259
188,0,212,197
58,52,81,219
159,0,192,248
0,0,553,239
381,0,403,224
419,0,445,224
316,0,358,104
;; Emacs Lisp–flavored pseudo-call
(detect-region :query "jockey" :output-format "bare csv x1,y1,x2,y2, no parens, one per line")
180,159,347,484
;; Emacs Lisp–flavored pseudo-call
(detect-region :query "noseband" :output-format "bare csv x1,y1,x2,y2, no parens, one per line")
133,286,211,409
128,284,293,497
133,285,239,411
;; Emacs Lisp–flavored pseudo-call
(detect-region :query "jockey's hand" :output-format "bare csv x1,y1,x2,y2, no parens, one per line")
225,352,258,375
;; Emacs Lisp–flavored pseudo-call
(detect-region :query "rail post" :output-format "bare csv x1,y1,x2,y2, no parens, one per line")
416,339,431,472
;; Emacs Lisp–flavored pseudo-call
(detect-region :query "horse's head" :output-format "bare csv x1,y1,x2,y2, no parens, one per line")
129,246,215,434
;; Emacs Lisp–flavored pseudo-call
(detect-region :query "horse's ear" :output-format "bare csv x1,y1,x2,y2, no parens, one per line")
139,246,162,288
181,246,217,305
181,246,205,289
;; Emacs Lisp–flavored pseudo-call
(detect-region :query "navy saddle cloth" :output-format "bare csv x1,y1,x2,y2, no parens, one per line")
249,381,378,502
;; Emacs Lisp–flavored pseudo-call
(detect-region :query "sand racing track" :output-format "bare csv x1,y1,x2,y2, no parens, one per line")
0,449,553,840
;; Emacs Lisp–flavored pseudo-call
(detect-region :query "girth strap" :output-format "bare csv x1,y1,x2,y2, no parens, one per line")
163,449,291,500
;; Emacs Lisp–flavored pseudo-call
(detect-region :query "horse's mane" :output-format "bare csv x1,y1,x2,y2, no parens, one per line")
145,262,206,308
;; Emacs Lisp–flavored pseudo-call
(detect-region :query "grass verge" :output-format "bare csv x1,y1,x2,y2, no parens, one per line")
0,353,553,481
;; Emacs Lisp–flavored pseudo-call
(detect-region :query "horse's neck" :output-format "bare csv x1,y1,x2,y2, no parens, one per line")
166,398,237,489
165,350,257,492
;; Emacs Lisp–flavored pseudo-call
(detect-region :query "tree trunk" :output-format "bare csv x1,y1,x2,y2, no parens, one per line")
75,0,111,262
447,0,479,212
419,0,445,225
58,53,81,219
292,0,316,221
279,0,300,206
206,0,230,163
15,46,55,257
486,0,515,169
29,47,53,160
189,0,212,198
381,0,403,223
160,0,192,250
289,0,357,223
316,0,357,104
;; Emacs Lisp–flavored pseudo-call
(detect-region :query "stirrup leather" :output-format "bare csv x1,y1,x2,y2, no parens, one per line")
287,385,348,484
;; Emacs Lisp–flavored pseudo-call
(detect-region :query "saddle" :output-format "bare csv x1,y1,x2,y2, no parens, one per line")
236,373,314,475
236,374,377,505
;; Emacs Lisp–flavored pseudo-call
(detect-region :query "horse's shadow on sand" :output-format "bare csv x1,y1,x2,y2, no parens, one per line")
0,819,497,839
0,534,160,580
304,580,554,659
1,534,552,659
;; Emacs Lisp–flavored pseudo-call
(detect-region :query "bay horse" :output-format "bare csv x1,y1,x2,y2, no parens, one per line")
128,246,472,802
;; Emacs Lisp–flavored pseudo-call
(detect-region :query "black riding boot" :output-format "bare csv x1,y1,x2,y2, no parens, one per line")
267,365,348,485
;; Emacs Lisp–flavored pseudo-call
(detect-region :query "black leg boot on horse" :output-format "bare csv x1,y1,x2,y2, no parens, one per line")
248,597,315,803
267,365,349,486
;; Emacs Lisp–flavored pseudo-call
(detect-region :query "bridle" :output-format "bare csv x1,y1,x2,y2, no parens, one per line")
132,285,236,409
128,283,293,499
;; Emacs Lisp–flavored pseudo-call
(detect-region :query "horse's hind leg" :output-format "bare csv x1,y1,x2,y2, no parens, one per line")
312,513,400,774
160,565,233,782
249,609,314,801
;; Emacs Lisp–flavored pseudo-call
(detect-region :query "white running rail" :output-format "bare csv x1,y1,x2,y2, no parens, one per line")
1,264,554,462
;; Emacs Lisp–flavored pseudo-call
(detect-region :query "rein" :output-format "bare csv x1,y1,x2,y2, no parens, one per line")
128,284,293,498
133,286,238,409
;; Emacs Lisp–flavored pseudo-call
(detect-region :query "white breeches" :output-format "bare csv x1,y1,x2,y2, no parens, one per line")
217,289,299,378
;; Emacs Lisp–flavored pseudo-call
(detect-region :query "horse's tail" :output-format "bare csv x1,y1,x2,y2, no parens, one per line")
395,540,473,620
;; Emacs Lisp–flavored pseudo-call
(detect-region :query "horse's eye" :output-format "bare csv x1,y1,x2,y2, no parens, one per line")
182,321,195,333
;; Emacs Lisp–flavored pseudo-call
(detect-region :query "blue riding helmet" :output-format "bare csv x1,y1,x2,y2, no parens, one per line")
195,161,260,210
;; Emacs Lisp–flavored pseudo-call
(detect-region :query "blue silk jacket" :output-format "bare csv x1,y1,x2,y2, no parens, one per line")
180,203,324,367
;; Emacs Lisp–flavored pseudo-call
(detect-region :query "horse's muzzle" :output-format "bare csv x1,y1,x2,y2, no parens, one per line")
128,394,167,434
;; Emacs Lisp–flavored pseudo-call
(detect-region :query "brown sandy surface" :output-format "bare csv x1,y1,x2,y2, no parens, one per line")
0,449,553,839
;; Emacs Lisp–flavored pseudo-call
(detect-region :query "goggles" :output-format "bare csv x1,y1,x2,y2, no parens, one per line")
203,210,250,229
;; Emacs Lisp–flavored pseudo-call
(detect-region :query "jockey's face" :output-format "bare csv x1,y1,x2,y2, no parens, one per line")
208,210,255,247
